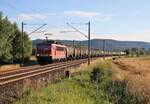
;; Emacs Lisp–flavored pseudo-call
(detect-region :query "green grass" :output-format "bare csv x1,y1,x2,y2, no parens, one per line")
15,60,149,104
15,72,112,104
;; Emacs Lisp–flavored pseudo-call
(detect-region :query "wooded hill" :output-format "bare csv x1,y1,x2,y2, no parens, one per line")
32,39,150,51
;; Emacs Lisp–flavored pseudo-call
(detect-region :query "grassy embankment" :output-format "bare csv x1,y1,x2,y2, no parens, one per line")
15,59,149,104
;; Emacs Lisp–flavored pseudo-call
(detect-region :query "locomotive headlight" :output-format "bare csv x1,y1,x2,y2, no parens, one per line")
37,54,39,56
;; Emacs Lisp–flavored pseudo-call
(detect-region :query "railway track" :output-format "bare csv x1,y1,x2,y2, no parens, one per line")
0,58,89,86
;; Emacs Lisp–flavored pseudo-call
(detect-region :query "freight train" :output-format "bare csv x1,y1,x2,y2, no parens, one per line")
36,41,125,64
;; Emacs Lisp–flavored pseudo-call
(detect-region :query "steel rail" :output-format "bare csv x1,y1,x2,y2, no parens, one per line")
0,62,62,76
0,60,86,81
0,59,88,85
0,62,84,85
0,56,102,76
0,60,78,77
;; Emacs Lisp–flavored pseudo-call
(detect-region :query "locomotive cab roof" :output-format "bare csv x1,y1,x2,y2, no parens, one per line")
37,40,64,45
37,42,67,48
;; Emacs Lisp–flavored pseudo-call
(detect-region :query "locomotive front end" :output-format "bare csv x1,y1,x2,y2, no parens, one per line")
36,43,52,64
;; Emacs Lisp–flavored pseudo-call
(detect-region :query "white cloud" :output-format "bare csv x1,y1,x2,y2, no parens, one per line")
16,13,56,21
62,10,113,22
62,11,99,18
11,10,113,23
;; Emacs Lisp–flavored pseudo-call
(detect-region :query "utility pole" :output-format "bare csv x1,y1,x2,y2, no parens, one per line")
73,40,75,58
103,39,105,59
88,22,90,65
21,22,24,66
21,22,47,66
80,41,82,57
62,22,91,65
110,43,113,57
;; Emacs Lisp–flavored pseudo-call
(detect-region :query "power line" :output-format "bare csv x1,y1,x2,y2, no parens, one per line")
0,0,26,14
66,23,88,38
10,0,48,16
0,0,46,22
28,24,47,35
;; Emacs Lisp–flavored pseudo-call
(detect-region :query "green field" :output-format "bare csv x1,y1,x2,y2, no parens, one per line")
15,60,148,104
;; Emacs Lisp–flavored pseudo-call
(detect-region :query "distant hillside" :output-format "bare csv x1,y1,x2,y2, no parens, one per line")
32,39,150,51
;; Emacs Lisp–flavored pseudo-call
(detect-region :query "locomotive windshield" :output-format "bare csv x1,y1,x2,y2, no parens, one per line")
37,44,50,50
37,44,51,55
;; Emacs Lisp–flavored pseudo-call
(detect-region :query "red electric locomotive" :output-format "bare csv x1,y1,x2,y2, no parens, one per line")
36,43,67,64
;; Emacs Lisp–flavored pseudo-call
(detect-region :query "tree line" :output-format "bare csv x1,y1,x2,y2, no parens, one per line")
124,48,150,57
0,12,32,64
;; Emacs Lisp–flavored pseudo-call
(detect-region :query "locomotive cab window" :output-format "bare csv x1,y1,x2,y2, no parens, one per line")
37,44,51,50
56,46,65,51
37,44,51,54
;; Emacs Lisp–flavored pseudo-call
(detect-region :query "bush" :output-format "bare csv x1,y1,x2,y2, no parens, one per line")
90,65,113,83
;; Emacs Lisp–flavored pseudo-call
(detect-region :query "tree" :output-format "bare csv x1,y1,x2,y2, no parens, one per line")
0,13,14,63
0,12,32,64
11,23,22,62
124,49,130,55
23,32,32,61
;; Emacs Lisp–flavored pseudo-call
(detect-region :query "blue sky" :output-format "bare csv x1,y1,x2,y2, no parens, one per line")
1,0,150,42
